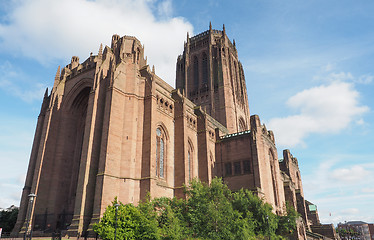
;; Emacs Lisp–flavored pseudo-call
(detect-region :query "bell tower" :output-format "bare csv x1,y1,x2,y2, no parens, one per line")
176,23,250,133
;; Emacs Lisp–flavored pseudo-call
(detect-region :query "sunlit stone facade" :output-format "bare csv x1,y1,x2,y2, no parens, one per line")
12,25,324,239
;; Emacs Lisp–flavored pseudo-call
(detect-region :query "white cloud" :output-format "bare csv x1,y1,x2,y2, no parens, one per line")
0,61,47,102
0,185,23,208
330,166,370,183
17,174,26,185
357,74,374,84
0,0,193,86
157,0,173,18
362,187,374,193
0,174,26,208
268,80,368,147
302,159,374,225
339,208,359,215
0,116,34,208
314,71,374,85
325,72,354,82
322,63,334,72
356,118,365,125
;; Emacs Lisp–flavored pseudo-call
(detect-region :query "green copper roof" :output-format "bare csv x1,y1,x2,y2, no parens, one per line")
309,204,317,212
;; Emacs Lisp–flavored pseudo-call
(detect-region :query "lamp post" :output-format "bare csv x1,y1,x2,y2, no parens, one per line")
265,215,269,240
24,193,36,240
114,203,120,240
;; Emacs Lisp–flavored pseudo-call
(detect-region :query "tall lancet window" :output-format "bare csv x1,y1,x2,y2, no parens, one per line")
187,141,194,181
234,62,240,95
193,56,199,88
202,52,208,84
156,127,166,178
188,150,191,180
238,118,246,132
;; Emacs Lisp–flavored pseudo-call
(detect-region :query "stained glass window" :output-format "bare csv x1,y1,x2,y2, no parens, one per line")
155,138,158,176
188,150,191,180
156,128,161,137
156,127,165,178
160,138,164,178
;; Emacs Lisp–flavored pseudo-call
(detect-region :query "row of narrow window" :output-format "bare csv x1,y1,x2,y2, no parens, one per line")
192,52,244,95
225,160,251,176
193,53,209,88
156,131,251,180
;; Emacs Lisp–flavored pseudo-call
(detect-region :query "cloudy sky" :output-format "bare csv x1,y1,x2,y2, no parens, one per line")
1,0,373,224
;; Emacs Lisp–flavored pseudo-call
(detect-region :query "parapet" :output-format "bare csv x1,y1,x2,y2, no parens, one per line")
70,56,79,69
109,34,146,66
250,114,276,144
283,149,299,167
187,23,236,53
111,34,120,48
250,115,261,129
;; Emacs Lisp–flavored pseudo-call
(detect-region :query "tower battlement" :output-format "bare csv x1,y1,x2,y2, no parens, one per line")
177,23,249,133
110,34,146,66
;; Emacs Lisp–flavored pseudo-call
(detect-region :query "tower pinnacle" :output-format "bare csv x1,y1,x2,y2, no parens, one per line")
98,43,103,58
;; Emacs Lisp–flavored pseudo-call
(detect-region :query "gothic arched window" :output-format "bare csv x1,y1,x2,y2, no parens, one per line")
156,127,166,178
188,150,191,180
234,62,240,95
193,56,199,88
202,52,208,84
187,141,194,181
238,118,246,132
239,64,245,98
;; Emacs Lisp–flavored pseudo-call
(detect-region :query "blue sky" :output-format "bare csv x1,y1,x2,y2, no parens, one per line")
0,0,373,224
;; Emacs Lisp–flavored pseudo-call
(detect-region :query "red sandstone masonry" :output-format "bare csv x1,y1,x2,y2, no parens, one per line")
13,27,318,240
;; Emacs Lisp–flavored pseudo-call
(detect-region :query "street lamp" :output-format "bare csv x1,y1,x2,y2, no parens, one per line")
24,193,36,240
114,203,120,240
265,215,269,240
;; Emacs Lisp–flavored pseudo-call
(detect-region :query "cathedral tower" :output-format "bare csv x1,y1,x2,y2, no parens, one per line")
13,28,308,239
176,23,250,133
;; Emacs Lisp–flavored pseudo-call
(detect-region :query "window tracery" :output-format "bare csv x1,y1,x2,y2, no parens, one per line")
156,127,166,178
187,141,194,181
193,56,199,89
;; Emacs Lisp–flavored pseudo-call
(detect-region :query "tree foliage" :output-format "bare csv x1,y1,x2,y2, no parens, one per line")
0,205,19,233
94,178,297,240
276,202,299,236
184,178,254,240
93,198,160,240
336,227,361,239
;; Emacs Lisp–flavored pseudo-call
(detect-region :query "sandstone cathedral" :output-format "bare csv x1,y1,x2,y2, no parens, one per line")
12,24,338,239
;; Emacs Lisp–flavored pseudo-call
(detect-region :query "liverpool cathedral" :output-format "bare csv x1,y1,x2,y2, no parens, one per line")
13,24,339,239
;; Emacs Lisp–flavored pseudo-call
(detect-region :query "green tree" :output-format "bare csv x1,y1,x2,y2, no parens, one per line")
151,197,187,240
0,205,19,233
184,178,254,240
93,199,160,240
276,202,298,236
94,179,297,239
231,189,278,237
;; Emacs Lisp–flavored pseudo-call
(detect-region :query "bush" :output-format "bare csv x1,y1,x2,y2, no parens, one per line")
94,178,297,239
